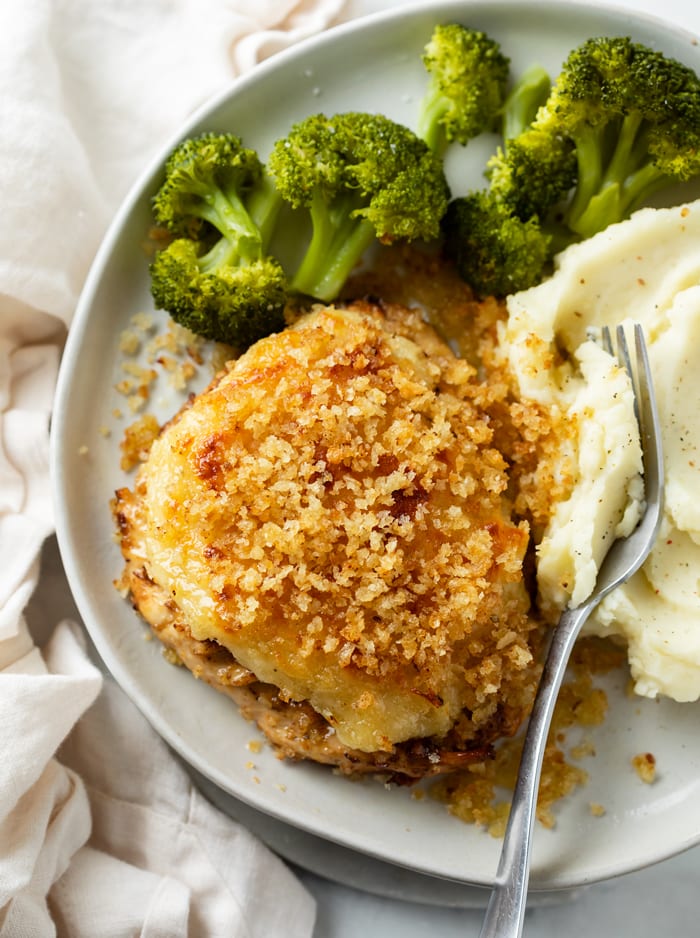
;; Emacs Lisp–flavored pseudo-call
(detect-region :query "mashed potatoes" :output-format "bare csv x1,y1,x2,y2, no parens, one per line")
503,199,700,702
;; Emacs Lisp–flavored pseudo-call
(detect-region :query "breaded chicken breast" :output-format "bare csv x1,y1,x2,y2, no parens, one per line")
113,300,541,779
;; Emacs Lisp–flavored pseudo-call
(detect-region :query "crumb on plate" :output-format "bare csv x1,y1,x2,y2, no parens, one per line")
632,752,657,784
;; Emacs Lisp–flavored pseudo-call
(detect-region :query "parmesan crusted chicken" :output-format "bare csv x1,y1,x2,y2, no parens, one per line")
113,300,542,780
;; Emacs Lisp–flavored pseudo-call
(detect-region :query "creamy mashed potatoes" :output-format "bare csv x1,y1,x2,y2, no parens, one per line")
502,200,700,702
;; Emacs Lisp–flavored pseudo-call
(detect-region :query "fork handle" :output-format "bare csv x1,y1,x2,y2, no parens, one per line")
478,600,596,938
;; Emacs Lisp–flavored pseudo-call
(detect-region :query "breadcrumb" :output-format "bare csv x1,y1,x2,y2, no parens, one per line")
119,413,160,471
431,637,620,832
632,752,657,784
162,646,183,667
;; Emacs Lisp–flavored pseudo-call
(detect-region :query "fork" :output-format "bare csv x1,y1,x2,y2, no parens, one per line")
478,323,664,938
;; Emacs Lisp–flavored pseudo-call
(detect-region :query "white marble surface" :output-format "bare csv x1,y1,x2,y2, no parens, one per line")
37,0,700,935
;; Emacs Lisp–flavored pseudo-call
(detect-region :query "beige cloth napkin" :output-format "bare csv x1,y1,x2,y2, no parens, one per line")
0,1,347,935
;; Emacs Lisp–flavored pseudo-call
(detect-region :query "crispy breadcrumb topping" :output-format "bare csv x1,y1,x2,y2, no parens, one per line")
119,413,160,472
133,302,544,750
429,636,624,832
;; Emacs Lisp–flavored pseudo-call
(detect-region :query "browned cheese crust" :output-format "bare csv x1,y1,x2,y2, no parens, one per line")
113,300,545,780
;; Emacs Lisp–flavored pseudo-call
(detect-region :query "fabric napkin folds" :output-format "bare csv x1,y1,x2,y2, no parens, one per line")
0,2,347,935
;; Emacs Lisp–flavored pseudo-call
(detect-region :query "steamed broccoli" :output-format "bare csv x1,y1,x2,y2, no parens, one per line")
535,36,700,238
268,111,450,301
476,62,575,226
487,127,577,225
442,37,700,296
416,23,510,155
150,239,287,348
149,132,287,348
442,190,551,296
440,63,571,297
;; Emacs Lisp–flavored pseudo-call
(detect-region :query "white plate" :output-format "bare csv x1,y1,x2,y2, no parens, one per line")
51,0,700,890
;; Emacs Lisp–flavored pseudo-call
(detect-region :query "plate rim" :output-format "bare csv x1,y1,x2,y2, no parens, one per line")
51,0,700,891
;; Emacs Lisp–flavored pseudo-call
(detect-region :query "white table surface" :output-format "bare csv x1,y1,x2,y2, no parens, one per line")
35,1,700,935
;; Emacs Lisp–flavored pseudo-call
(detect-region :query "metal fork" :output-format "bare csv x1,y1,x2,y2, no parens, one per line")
478,323,664,938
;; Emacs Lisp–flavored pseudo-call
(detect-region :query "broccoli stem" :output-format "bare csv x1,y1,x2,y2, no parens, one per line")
565,125,606,230
310,218,376,301
247,174,283,251
197,186,262,262
602,114,670,215
502,64,551,144
570,114,668,238
290,189,338,295
568,183,622,239
620,161,671,215
416,93,449,154
601,112,645,189
291,190,376,300
198,236,241,274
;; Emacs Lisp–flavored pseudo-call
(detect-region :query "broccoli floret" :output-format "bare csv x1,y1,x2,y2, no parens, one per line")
438,63,565,297
417,23,510,155
441,191,551,296
485,64,576,224
487,127,577,223
149,132,287,348
268,111,450,301
534,37,700,238
150,239,287,346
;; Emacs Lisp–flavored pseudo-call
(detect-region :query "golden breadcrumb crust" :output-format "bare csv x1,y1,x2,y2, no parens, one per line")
114,299,545,757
